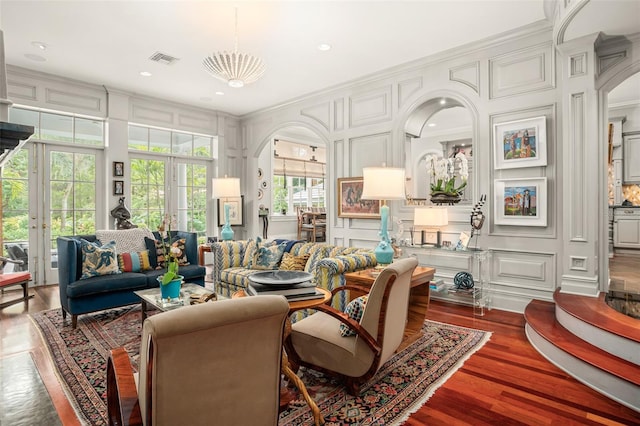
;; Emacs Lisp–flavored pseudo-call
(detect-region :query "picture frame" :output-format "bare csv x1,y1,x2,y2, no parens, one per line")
113,180,124,196
493,116,547,169
337,177,381,219
113,161,124,177
217,196,244,227
494,177,547,227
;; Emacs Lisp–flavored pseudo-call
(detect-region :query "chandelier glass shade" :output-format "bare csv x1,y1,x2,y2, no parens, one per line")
203,8,265,88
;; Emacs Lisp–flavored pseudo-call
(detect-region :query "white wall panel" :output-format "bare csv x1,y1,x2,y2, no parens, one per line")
491,249,556,291
398,77,423,108
334,98,344,131
449,62,480,94
348,133,389,176
7,80,36,101
301,102,330,130
489,42,554,99
349,86,392,128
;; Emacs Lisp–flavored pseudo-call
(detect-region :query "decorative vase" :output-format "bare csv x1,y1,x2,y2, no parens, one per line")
430,192,462,205
158,275,183,301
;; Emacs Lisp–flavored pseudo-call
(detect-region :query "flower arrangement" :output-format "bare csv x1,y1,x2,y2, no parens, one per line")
426,152,469,197
158,214,182,285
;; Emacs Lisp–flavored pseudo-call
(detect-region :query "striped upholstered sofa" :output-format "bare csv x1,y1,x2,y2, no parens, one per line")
210,240,376,319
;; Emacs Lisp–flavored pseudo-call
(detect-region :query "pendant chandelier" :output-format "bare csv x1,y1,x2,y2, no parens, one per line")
203,8,265,88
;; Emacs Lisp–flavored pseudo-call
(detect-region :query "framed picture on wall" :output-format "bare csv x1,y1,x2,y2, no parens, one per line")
113,180,124,196
337,177,381,219
494,177,547,227
113,161,124,177
494,116,547,169
217,196,244,227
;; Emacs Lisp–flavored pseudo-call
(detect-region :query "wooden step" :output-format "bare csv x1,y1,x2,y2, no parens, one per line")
525,300,640,387
554,289,640,344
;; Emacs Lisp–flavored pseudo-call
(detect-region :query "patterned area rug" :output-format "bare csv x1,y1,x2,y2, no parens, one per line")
31,306,490,426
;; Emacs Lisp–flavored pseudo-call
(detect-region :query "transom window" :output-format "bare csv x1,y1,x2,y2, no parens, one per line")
9,107,104,146
128,124,216,158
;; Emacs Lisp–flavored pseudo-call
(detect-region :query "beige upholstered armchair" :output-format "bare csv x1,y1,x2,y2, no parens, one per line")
107,295,290,426
286,257,418,395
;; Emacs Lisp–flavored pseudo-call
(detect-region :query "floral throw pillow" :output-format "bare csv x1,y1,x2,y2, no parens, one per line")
170,238,189,266
145,237,189,270
252,241,286,270
80,239,121,280
340,295,368,337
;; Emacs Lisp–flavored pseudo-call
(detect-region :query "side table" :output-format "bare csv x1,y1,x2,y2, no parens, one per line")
0,271,33,309
344,266,435,351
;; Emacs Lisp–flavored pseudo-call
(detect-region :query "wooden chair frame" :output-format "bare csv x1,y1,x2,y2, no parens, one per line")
285,278,398,395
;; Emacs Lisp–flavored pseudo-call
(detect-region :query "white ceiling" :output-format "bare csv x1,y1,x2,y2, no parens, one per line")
1,0,549,117
0,1,637,117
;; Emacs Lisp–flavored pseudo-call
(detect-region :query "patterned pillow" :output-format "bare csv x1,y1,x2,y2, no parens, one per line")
340,295,368,337
117,250,152,272
145,237,189,269
252,242,286,270
80,239,121,280
242,238,258,268
279,252,310,271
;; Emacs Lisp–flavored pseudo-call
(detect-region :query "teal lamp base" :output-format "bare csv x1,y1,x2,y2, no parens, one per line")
221,203,234,241
374,244,394,265
374,204,394,265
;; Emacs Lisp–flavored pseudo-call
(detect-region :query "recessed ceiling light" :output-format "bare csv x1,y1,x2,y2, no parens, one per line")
24,54,46,62
31,41,47,50
139,71,152,77
439,99,446,105
317,43,331,51
427,123,436,127
215,91,224,96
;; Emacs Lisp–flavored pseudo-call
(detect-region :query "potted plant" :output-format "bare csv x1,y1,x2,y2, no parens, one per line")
426,152,468,205
157,214,183,301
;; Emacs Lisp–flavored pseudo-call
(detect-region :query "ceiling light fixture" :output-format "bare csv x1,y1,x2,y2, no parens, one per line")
203,7,265,88
31,41,47,50
317,43,331,51
139,71,152,77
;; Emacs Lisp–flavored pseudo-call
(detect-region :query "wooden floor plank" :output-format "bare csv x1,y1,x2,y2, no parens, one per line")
2,285,639,425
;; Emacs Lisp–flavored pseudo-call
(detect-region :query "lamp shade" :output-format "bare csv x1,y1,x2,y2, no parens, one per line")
212,177,241,198
414,207,448,227
361,167,406,201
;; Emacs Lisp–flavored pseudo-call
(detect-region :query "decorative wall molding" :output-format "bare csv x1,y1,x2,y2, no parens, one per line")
569,92,587,242
489,42,554,99
569,52,587,78
334,99,344,131
348,133,389,176
560,274,599,297
598,50,627,76
491,249,556,291
348,86,392,128
398,77,423,108
449,62,480,94
570,255,588,271
7,80,36,101
130,103,174,127
177,112,217,133
45,88,102,113
300,102,330,131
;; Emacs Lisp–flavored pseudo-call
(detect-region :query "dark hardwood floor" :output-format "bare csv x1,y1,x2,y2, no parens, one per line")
1,283,639,425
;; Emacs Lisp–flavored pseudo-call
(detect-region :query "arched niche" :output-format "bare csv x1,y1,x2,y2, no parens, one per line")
403,96,475,212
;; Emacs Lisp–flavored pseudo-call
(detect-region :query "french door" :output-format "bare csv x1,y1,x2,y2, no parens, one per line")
1,142,103,286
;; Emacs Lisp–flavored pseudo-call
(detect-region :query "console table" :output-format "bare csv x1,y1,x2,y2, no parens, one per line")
402,246,491,316
344,266,435,351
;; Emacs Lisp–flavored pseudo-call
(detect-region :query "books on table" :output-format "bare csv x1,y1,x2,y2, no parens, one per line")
247,280,324,300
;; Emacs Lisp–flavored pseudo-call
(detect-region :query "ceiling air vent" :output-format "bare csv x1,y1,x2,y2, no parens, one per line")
149,51,180,65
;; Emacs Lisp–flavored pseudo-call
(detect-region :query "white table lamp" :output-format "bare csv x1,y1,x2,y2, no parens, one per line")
361,166,406,265
414,207,448,247
212,176,241,241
